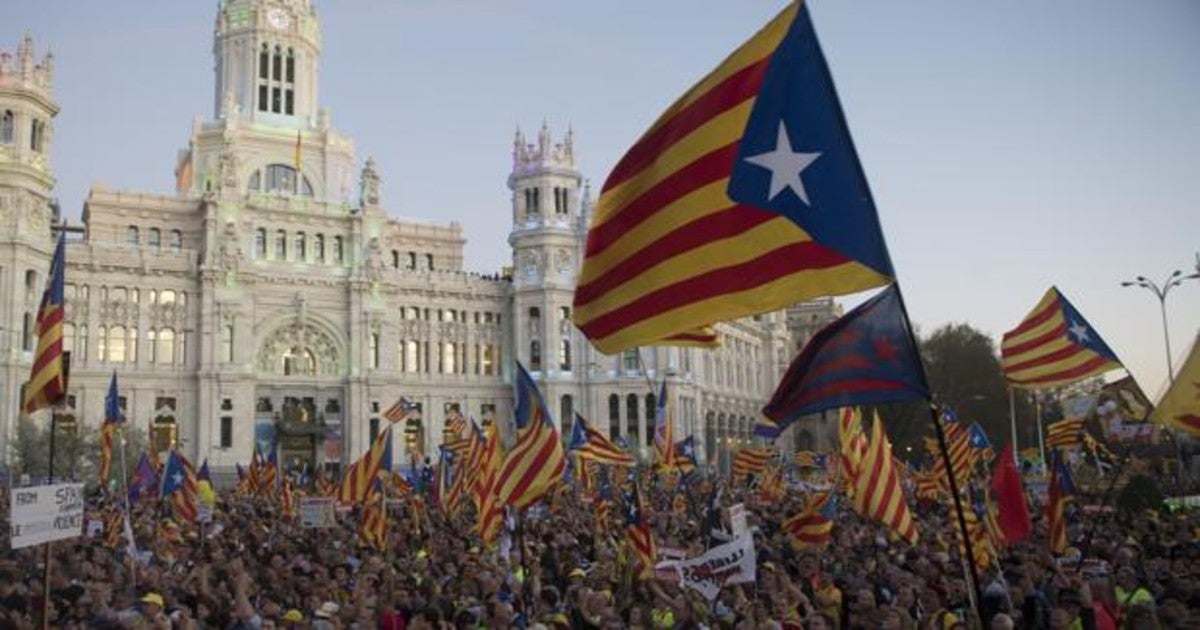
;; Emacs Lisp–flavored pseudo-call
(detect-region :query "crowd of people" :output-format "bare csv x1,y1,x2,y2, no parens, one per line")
1,461,1198,629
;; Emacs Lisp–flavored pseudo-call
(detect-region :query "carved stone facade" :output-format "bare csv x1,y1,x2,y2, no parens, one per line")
0,3,828,476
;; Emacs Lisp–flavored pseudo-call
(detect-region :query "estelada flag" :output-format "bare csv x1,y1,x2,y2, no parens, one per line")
1152,333,1200,435
1001,287,1122,389
573,2,895,354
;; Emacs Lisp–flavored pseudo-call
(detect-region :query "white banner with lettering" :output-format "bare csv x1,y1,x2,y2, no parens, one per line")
299,497,338,529
9,483,86,549
662,533,756,600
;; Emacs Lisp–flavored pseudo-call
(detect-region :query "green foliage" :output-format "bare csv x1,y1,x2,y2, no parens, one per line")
7,419,147,488
1116,474,1164,515
880,323,1035,459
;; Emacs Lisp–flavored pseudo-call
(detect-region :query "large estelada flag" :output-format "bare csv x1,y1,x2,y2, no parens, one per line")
1001,287,1122,389
1152,334,1200,435
24,233,67,414
568,414,635,467
573,2,895,354
337,427,392,504
762,284,929,429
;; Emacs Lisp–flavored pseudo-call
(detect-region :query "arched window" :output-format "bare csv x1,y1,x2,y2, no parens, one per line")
426,253,434,270
169,230,182,252
281,345,315,376
0,110,13,144
560,395,574,441
391,250,399,269
254,228,267,259
369,333,380,369
332,236,343,264
529,340,541,371
294,232,306,261
126,226,139,246
608,394,621,439
247,164,313,196
148,228,161,250
407,252,416,269
275,230,287,259
314,234,325,263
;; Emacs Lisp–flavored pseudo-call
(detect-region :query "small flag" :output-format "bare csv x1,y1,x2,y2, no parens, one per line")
161,450,199,523
444,409,467,439
568,414,636,467
990,443,1032,544
673,436,698,474
1046,449,1074,554
128,453,159,503
338,427,393,504
732,447,773,478
653,381,675,470
783,491,836,548
99,371,123,487
762,284,928,429
1046,418,1085,450
24,233,67,414
1001,287,1122,389
624,482,656,580
383,396,420,423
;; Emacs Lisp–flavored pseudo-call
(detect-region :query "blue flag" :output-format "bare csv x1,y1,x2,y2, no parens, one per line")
968,423,992,450
727,4,894,277
129,453,159,503
762,284,928,427
104,371,124,424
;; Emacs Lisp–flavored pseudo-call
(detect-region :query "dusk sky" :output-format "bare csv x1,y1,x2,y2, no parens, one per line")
6,1,1198,400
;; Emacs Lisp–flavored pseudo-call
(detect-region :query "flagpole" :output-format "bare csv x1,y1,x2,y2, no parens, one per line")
116,426,138,591
1035,396,1047,470
1008,388,1019,467
891,282,984,623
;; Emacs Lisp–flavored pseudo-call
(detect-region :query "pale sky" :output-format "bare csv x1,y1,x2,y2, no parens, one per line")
6,0,1198,399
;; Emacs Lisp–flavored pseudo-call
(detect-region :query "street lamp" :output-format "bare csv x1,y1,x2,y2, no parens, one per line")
1121,268,1200,382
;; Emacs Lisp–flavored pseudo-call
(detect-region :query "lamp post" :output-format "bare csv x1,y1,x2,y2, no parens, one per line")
1121,269,1199,382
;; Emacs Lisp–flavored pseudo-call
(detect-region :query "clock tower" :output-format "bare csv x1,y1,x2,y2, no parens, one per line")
213,0,321,126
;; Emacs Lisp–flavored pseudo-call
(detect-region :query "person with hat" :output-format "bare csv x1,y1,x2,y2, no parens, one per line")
280,608,305,628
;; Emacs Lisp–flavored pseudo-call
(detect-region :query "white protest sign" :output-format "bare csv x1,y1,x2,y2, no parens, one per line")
9,483,86,549
299,497,338,528
663,533,756,600
729,503,748,538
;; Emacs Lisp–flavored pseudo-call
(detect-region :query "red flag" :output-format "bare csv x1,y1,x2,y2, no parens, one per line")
990,443,1032,544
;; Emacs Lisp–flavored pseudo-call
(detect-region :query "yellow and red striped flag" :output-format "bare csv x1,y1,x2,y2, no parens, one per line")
280,477,296,519
1152,335,1200,435
1001,287,1122,389
624,482,656,580
839,407,869,482
444,409,467,440
24,233,67,414
1046,418,1086,450
473,423,506,543
572,3,895,354
338,427,392,504
851,413,917,545
567,414,636,467
359,479,387,550
1047,450,1074,555
99,372,125,487
652,382,675,470
783,491,835,548
493,363,566,510
732,447,773,478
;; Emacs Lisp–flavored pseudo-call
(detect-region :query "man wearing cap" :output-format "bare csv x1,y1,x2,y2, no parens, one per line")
281,608,305,628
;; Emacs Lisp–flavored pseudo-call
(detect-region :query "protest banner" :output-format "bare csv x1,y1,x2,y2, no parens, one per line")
300,497,338,528
9,483,85,549
660,533,756,600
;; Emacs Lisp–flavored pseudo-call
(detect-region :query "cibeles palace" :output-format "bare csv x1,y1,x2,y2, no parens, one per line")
0,0,840,480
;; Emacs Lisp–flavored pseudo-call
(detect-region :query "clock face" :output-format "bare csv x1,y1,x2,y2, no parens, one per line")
267,8,290,30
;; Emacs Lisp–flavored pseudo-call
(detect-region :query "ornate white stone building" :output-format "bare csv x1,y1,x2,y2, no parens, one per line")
0,0,821,478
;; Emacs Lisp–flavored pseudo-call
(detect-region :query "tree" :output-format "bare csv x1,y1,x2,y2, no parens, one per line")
880,323,1034,460
7,418,147,489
